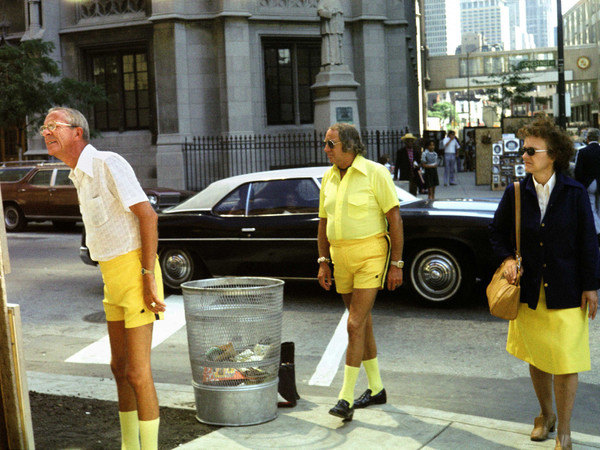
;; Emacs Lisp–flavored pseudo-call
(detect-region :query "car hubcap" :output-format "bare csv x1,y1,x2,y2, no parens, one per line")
411,249,461,301
162,250,193,286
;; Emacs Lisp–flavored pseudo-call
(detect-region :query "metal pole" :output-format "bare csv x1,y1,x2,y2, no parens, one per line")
556,0,566,129
467,52,471,127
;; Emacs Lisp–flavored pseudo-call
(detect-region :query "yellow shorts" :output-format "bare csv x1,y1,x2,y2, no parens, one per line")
330,234,390,294
99,249,165,328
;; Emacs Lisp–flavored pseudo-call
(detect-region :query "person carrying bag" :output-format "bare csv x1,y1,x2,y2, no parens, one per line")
487,181,521,320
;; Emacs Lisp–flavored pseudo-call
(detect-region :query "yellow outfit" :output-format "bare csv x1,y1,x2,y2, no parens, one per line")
319,155,400,241
507,282,590,375
319,155,399,293
99,248,165,328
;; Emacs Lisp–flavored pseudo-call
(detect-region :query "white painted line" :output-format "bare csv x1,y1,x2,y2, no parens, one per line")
308,309,348,386
65,295,186,364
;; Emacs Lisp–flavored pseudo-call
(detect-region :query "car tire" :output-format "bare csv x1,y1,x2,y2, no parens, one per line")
4,204,26,232
159,247,203,292
407,245,475,305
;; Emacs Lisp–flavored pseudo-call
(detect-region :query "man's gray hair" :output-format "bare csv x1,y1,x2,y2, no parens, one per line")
328,123,366,156
587,128,600,142
47,107,90,141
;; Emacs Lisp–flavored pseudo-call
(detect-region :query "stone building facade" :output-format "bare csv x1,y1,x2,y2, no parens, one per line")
8,0,423,188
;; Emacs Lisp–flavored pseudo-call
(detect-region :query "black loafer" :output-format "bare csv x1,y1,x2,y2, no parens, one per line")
328,399,354,421
354,388,387,409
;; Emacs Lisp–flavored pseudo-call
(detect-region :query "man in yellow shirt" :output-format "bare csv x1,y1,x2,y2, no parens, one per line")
317,123,404,421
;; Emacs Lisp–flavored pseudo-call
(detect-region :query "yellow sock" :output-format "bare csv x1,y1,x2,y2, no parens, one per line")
118,410,140,450
363,357,384,395
338,365,360,407
139,417,160,450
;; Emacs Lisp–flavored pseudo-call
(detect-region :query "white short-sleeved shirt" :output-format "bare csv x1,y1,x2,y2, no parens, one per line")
443,136,460,154
69,145,149,261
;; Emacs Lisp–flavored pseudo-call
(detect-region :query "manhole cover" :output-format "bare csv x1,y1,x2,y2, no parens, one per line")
83,311,106,324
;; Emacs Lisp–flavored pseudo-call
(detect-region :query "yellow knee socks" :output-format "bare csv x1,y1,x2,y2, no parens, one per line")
338,365,360,407
363,357,384,395
119,410,140,450
139,417,160,450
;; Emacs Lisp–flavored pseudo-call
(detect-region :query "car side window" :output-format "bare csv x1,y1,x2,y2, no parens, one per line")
213,184,250,216
54,169,73,187
248,179,319,216
29,170,53,186
0,168,31,182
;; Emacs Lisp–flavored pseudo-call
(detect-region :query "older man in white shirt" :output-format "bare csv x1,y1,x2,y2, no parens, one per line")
41,106,166,450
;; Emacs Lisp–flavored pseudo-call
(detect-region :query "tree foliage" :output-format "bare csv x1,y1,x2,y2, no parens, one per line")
480,65,535,119
0,39,106,131
427,101,456,128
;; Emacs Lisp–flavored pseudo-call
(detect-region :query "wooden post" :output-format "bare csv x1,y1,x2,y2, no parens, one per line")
0,188,34,448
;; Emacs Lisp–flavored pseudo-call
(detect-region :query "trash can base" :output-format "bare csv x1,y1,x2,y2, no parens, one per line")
192,378,279,426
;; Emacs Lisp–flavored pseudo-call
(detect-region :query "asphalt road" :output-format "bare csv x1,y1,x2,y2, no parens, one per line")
5,224,600,435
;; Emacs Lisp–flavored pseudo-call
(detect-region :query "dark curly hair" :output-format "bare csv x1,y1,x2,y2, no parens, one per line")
517,114,573,173
329,123,366,156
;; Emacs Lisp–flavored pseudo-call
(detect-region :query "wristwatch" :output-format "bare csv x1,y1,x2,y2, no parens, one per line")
317,256,331,264
141,268,154,275
390,260,404,269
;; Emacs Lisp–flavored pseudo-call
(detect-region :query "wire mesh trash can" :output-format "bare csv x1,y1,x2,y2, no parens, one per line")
181,277,284,426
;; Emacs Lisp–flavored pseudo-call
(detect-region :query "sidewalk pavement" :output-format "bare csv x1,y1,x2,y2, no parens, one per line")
26,172,600,449
28,371,600,449
397,169,506,201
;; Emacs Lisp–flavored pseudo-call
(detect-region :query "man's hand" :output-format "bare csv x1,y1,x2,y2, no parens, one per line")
143,275,166,313
318,263,332,291
386,266,403,291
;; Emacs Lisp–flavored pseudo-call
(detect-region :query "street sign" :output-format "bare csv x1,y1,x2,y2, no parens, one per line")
518,60,556,69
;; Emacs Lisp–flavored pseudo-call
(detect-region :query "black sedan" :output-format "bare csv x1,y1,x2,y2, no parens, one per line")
157,167,499,305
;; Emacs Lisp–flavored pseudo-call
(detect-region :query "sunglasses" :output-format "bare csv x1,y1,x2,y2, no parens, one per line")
324,140,341,149
519,147,548,156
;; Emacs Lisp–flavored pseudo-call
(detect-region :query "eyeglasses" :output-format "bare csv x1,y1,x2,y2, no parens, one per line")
324,140,341,149
519,147,548,156
39,121,76,136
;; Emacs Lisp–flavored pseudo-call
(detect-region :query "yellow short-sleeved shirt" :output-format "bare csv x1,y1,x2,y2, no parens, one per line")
319,154,400,241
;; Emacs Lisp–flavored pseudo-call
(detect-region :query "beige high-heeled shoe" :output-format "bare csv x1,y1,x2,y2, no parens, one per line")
555,434,572,450
530,413,556,441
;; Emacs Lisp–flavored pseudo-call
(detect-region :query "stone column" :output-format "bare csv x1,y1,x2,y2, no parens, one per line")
154,21,190,190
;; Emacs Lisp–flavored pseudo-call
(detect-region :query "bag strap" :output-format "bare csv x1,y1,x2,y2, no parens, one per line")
514,182,522,283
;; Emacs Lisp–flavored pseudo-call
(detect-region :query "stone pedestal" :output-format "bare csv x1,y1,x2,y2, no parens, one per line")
312,65,360,134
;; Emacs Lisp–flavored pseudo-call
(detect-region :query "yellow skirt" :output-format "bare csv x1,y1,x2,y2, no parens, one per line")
506,283,590,375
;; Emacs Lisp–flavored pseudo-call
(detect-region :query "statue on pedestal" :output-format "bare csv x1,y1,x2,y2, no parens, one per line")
317,0,344,66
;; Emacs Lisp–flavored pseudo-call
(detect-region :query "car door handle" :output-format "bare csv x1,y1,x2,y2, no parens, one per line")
241,228,256,233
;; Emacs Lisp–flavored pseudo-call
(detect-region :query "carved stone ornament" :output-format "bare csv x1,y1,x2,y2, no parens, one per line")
259,0,318,7
78,0,146,20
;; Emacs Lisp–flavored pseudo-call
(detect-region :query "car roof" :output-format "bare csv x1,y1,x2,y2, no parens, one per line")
168,165,420,213
171,166,330,212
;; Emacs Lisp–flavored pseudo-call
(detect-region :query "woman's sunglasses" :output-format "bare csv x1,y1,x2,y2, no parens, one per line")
324,140,341,149
519,147,548,156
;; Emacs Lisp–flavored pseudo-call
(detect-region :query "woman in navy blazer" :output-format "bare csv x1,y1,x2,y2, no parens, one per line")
489,115,599,450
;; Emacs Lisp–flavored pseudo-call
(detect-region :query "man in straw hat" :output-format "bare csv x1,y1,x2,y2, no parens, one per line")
395,132,422,195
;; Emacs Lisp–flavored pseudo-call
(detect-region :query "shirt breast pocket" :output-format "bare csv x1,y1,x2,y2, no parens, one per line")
348,194,368,219
84,196,109,227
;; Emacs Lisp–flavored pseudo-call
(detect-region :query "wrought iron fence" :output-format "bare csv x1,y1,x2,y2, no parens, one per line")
182,129,406,191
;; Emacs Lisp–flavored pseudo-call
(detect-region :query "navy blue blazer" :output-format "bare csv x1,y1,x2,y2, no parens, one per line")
489,172,600,309
574,142,600,188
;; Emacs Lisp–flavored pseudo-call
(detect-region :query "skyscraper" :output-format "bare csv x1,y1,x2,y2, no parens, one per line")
424,0,462,56
526,0,556,47
506,0,535,50
460,0,511,51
